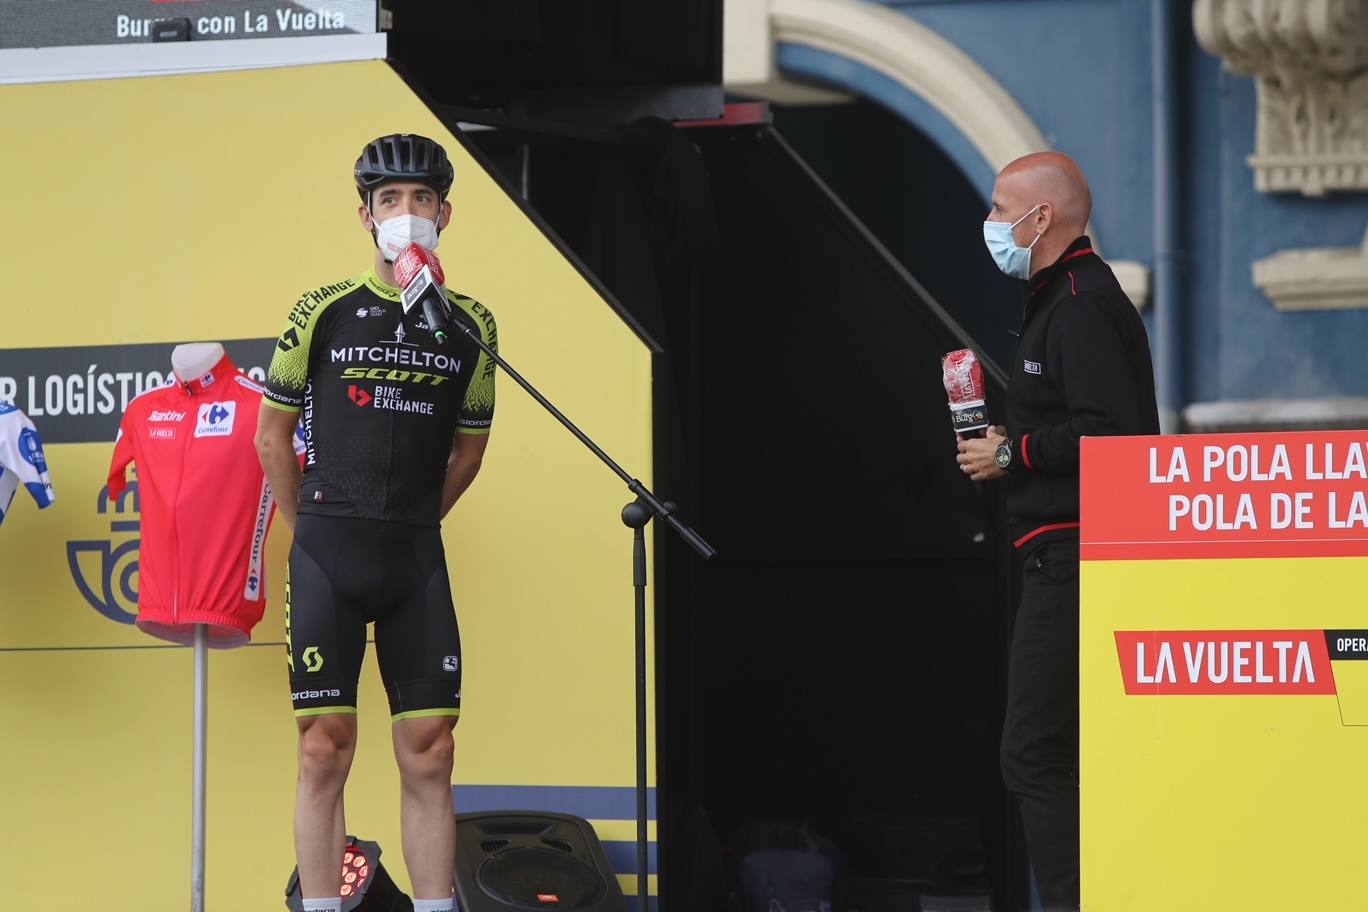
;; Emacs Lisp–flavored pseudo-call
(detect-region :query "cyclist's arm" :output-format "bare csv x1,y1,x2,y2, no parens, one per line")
256,404,301,530
440,430,489,519
259,287,335,531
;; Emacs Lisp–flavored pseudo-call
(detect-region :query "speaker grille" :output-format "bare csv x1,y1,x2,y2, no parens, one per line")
479,846,606,910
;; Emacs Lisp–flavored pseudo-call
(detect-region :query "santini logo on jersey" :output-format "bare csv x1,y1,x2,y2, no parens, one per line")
148,410,186,422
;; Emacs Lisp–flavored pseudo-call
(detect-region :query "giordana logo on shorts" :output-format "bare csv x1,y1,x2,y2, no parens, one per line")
442,655,459,672
292,689,342,701
194,401,236,438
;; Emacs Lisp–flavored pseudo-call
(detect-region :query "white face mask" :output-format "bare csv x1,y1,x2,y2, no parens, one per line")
373,213,440,263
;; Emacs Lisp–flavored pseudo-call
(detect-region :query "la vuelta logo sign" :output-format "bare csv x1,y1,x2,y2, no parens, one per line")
1115,630,1347,695
66,480,141,624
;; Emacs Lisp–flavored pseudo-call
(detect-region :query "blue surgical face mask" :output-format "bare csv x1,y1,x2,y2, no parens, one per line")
983,204,1043,280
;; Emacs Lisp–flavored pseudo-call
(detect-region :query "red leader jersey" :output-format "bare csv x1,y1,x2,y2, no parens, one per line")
108,354,282,647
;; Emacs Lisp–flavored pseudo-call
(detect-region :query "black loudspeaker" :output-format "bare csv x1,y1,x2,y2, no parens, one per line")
454,812,628,912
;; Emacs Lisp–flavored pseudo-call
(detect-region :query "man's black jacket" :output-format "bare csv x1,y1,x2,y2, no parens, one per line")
1003,235,1160,551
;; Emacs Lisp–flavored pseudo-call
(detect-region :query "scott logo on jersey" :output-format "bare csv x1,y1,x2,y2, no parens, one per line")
338,366,452,387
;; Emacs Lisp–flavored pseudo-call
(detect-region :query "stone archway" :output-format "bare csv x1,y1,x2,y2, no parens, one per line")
725,0,1149,305
771,0,1046,188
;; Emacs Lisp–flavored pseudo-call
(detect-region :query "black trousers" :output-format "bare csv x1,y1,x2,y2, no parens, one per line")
1001,538,1079,911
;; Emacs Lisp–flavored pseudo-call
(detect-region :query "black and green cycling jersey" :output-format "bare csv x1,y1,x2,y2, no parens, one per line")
264,267,497,526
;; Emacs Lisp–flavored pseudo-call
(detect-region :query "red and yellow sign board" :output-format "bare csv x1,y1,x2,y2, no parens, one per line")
1081,431,1368,911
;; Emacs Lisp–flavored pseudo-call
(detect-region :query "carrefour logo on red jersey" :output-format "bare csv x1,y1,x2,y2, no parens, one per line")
194,401,236,438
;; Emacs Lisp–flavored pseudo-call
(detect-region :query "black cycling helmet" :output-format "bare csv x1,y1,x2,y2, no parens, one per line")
354,133,454,202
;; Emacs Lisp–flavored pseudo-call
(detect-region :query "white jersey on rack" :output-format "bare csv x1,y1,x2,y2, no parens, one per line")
0,400,55,525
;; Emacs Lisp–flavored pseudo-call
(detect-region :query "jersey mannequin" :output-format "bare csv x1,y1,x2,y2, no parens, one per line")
171,342,226,386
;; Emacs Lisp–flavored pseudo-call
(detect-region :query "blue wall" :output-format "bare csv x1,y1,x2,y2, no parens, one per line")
779,0,1368,407
1192,58,1368,401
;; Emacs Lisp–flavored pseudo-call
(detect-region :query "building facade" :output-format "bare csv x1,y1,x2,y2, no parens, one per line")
727,0,1368,430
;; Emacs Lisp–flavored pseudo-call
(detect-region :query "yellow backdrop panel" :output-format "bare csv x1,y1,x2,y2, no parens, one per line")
1080,433,1368,910
0,60,654,909
1082,557,1368,909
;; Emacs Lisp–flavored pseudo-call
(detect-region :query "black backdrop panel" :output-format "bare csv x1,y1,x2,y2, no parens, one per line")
773,100,1025,375
682,127,1014,892
462,118,1024,912
384,0,721,100
690,125,1003,563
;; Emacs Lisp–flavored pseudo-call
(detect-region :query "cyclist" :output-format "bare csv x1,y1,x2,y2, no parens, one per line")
255,133,497,912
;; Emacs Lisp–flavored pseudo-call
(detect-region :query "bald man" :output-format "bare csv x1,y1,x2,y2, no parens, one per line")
956,152,1158,910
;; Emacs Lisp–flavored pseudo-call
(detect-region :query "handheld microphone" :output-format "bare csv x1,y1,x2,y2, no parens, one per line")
941,348,988,437
393,243,451,345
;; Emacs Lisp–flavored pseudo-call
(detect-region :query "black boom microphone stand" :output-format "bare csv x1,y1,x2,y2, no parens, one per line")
440,314,716,910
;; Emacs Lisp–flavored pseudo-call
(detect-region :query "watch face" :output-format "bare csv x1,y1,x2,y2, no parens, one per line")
995,442,1012,469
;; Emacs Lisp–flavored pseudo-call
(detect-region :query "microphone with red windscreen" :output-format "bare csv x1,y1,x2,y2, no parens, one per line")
393,243,451,345
941,348,989,437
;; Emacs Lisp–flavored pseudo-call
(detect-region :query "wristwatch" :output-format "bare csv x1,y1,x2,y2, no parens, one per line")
994,438,1014,471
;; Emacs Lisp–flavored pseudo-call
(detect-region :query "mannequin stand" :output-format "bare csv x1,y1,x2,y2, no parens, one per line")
170,342,223,912
191,623,207,912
